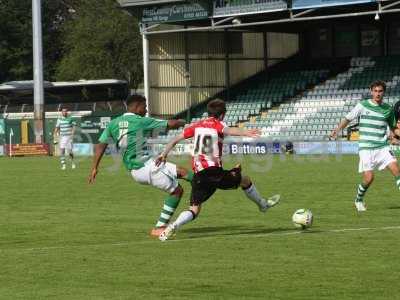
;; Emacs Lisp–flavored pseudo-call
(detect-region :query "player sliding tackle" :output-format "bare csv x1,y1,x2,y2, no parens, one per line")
331,80,400,212
155,99,280,241
88,95,194,236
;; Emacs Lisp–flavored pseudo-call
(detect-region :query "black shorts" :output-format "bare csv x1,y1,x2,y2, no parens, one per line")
190,166,242,205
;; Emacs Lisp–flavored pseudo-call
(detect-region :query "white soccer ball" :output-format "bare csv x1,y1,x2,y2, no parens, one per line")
292,209,313,229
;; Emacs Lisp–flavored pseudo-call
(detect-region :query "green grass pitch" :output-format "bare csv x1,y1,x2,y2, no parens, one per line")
1,155,400,299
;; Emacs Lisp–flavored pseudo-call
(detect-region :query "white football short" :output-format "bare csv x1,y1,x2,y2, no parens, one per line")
131,159,178,193
59,136,73,151
358,147,397,173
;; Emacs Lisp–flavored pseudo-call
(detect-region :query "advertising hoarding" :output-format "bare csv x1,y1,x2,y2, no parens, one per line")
213,0,288,17
292,0,375,10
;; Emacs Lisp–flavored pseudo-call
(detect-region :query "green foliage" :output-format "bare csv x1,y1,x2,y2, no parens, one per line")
56,0,143,89
0,0,143,87
1,155,400,299
0,0,33,82
0,0,74,82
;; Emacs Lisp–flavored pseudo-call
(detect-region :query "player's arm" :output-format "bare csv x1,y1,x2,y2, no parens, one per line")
330,119,351,139
71,121,77,137
155,133,185,166
394,128,400,137
331,103,362,139
89,125,112,183
389,122,400,145
167,119,186,129
53,127,59,144
390,132,400,145
142,117,185,138
53,122,60,144
388,108,398,135
224,127,260,138
54,120,60,137
143,117,185,130
88,143,108,184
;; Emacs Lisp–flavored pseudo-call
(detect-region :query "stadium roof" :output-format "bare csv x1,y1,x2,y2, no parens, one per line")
0,80,127,91
119,0,400,35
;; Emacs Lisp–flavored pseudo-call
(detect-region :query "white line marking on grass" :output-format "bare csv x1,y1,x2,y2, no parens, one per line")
169,225,400,243
2,225,400,253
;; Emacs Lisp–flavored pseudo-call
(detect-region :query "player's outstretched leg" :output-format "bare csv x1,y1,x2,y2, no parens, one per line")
240,175,280,212
355,171,373,212
150,166,193,237
151,185,183,237
159,205,200,241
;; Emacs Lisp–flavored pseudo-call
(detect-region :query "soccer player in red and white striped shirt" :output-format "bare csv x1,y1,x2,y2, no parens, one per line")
155,99,280,241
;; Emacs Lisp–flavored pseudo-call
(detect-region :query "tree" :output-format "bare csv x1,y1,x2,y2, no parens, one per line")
0,0,33,82
56,0,143,89
0,0,74,82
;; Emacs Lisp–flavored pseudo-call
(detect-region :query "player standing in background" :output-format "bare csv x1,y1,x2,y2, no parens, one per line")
54,107,77,170
331,80,400,212
156,99,280,241
88,95,194,237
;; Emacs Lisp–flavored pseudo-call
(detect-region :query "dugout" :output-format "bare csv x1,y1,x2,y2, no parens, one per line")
118,0,400,118
0,80,128,148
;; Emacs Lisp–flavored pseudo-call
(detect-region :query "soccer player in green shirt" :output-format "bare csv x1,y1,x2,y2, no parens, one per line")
331,80,400,212
88,95,193,236
54,108,77,170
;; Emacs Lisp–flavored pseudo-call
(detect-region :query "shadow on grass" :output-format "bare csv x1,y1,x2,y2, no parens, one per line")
387,206,400,210
180,225,298,240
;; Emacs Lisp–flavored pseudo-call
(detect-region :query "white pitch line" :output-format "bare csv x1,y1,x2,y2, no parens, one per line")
1,225,400,253
169,225,400,243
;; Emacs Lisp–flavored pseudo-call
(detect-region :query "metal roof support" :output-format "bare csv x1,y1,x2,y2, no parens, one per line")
140,22,160,34
381,0,400,10
144,8,400,35
142,26,150,115
212,16,234,27
291,8,317,19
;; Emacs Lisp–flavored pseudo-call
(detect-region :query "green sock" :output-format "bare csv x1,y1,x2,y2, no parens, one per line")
355,183,368,202
155,195,181,228
395,176,400,190
182,170,194,183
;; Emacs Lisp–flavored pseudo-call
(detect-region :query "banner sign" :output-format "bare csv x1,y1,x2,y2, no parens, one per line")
142,0,210,24
293,141,358,154
118,0,186,7
292,0,375,10
5,144,49,156
151,142,189,155
228,142,282,154
150,140,359,155
0,145,3,156
79,117,111,143
73,143,94,156
141,139,364,157
213,0,288,17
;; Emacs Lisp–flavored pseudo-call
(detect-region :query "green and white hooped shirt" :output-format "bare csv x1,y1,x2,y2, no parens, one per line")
345,99,396,151
56,116,76,137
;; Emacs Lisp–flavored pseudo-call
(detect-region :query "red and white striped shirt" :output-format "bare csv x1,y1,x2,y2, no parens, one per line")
183,117,227,173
